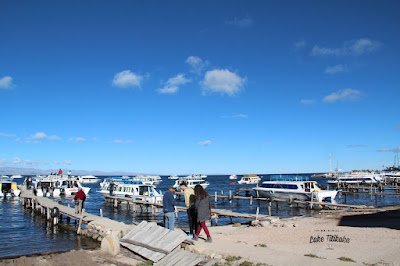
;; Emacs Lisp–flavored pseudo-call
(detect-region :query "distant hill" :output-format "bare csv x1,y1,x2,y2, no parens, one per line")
0,167,146,176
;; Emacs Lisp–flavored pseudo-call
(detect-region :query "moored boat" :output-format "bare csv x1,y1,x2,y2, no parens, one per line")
254,176,337,202
31,176,62,197
173,175,210,190
77,175,101,184
99,182,162,204
229,174,238,180
0,177,21,197
237,175,261,184
327,171,383,187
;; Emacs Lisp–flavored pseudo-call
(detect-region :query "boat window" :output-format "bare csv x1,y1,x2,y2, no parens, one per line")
261,184,298,190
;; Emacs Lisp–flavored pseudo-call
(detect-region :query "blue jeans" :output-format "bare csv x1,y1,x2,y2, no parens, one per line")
164,212,175,231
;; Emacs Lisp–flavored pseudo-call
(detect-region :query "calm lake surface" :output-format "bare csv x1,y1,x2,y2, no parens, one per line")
1,174,399,258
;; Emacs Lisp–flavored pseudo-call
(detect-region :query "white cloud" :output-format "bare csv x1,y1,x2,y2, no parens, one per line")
53,161,59,165
25,160,32,165
322,89,362,103
43,161,49,165
186,56,209,74
15,138,21,143
225,16,254,28
294,39,306,49
198,140,211,146
378,147,400,152
93,137,98,141
347,144,367,148
76,137,86,142
30,132,47,139
325,64,347,74
158,86,179,94
0,76,15,89
311,46,342,56
0,159,7,165
202,69,246,96
221,114,248,119
300,99,316,104
34,160,40,164
48,135,61,140
311,38,382,56
112,70,147,89
158,74,191,94
347,38,382,55
13,157,22,164
0,132,16,138
114,139,132,144
64,160,72,165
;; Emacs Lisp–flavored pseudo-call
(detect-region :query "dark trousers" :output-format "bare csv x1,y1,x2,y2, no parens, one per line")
187,206,197,235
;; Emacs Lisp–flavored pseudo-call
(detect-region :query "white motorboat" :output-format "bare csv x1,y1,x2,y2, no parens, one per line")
59,179,90,195
77,175,101,184
133,175,162,185
328,171,383,187
0,177,21,197
254,177,337,202
10,175,23,179
237,175,261,184
99,181,162,204
173,175,210,190
229,174,237,180
31,176,63,197
168,175,179,179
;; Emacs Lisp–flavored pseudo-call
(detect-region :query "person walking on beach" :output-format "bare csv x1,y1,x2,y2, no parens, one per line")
180,181,197,237
73,188,86,214
163,186,177,231
193,184,212,243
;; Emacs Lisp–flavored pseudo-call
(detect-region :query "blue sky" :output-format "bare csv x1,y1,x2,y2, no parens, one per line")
1,1,399,174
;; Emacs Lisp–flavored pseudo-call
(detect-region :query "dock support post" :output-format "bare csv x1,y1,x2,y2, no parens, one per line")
77,209,84,235
256,207,259,221
215,192,217,203
250,196,253,206
100,209,103,218
310,192,314,209
229,190,232,205
114,199,118,208
289,195,293,208
268,200,272,216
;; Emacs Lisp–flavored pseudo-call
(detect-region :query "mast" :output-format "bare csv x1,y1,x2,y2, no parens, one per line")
329,153,332,175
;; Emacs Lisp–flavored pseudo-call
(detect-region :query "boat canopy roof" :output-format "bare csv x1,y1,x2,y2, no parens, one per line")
269,175,309,182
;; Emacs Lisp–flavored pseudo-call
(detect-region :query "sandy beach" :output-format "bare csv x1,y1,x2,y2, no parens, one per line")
2,207,400,266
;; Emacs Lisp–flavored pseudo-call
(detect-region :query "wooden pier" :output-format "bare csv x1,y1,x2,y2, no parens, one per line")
19,187,134,238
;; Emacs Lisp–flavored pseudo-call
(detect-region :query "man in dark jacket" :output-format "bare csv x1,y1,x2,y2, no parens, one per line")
163,186,176,230
73,188,86,214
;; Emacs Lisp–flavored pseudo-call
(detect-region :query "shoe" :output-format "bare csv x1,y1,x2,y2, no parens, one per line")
205,237,212,243
192,235,198,241
187,234,193,237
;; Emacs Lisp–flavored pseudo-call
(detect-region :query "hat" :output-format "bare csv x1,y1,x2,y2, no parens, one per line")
168,186,174,189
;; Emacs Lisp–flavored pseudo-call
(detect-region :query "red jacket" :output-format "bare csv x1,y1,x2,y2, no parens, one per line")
74,190,86,201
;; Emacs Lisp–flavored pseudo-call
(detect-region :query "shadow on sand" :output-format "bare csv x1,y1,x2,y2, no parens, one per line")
338,209,400,230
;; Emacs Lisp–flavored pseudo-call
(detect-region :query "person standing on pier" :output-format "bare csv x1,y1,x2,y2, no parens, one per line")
180,181,197,237
163,186,177,231
73,188,86,214
193,184,212,243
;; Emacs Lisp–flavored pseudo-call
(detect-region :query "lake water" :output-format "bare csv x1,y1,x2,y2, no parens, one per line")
1,174,399,258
